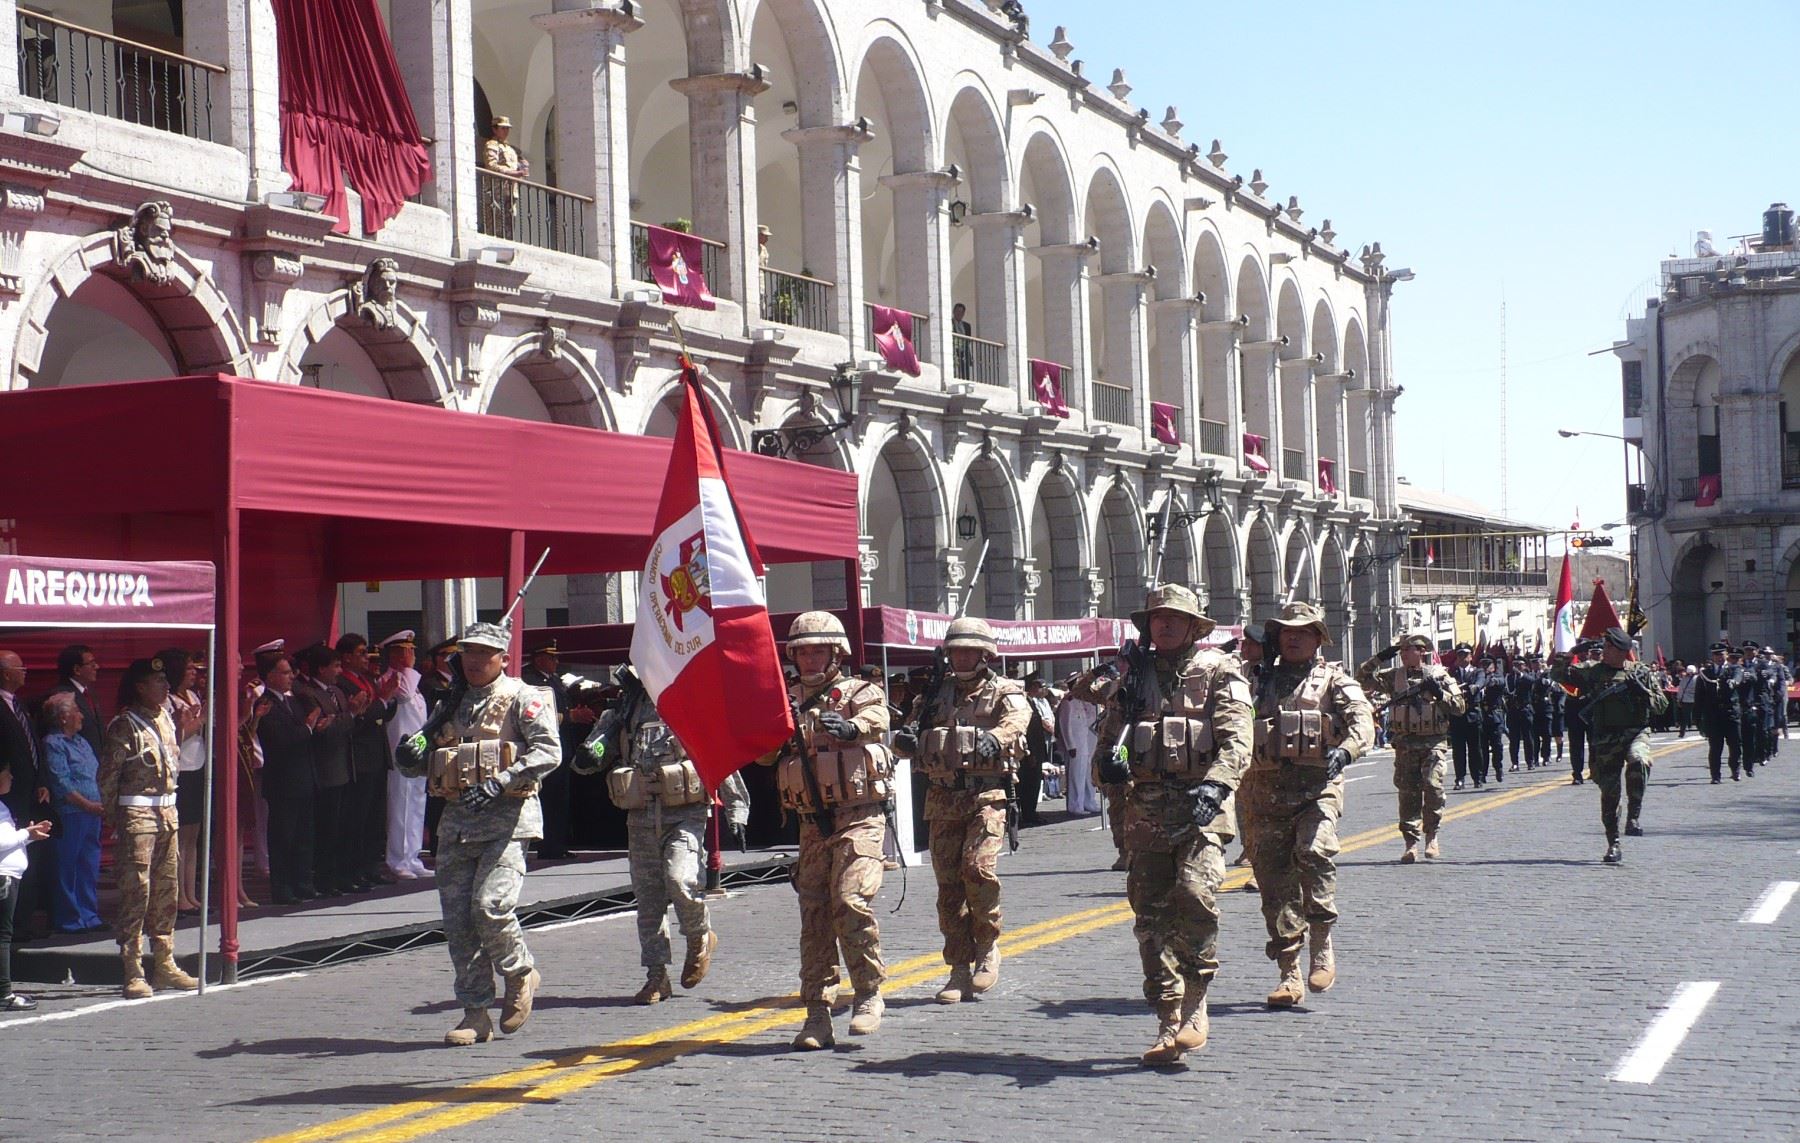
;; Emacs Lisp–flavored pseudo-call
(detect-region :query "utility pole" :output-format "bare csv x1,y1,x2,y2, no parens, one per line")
1499,296,1509,517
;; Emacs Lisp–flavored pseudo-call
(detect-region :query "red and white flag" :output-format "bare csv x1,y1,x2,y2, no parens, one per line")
630,360,793,789
1552,549,1576,652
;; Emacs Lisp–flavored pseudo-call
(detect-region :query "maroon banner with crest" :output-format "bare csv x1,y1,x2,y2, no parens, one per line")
1243,432,1271,474
645,225,716,311
1317,456,1338,494
1029,359,1070,418
869,305,922,376
1150,401,1180,447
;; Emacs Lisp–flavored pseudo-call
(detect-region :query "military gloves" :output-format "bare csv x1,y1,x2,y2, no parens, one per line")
1097,746,1132,785
1419,676,1444,701
816,709,861,742
1377,643,1401,661
974,730,1003,763
459,776,506,811
891,724,920,754
1324,747,1354,780
1188,780,1230,825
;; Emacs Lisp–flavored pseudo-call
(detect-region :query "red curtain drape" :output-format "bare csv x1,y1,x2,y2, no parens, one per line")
273,0,432,236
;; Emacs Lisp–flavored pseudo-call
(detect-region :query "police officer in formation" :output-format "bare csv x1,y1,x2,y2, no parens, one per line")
1473,657,1509,785
1735,642,1770,775
1358,632,1465,863
1446,643,1482,790
1504,656,1539,771
1695,641,1744,782
1533,662,1562,768
1550,628,1666,863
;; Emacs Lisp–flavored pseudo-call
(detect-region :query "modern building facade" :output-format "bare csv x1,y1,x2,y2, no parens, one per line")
1617,204,1800,661
1,0,1406,657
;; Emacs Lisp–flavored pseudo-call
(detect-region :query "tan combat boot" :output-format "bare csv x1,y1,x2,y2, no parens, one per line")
444,1007,494,1047
1400,840,1419,864
1307,927,1336,993
1244,873,1260,893
499,967,540,1034
1266,951,1304,1007
120,949,152,1000
634,967,673,1005
151,941,199,991
935,964,974,1004
970,944,1001,994
791,1003,834,1051
1139,1001,1186,1065
681,931,718,989
847,992,884,1035
1423,834,1441,860
1110,852,1130,872
1175,988,1209,1050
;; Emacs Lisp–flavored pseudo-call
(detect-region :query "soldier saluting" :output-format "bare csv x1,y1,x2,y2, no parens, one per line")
1068,584,1251,1066
395,620,561,1046
1550,627,1666,863
1358,632,1466,863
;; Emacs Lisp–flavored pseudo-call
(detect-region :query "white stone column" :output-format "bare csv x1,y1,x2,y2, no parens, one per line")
1280,357,1320,488
1031,243,1097,409
670,69,767,308
881,170,957,372
782,122,874,342
967,209,1029,398
535,3,641,274
1365,278,1401,517
1198,321,1244,462
185,0,285,196
1097,271,1151,435
391,0,478,246
1239,341,1281,470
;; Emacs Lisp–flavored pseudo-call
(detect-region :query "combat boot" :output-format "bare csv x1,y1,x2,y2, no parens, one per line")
791,1004,834,1051
1307,927,1336,993
1243,874,1260,893
1603,840,1623,864
120,949,152,1000
935,964,974,1004
1174,988,1209,1050
681,931,718,989
1624,818,1644,837
1400,840,1418,864
444,1008,494,1047
634,967,673,1005
1140,1001,1186,1065
1423,834,1441,860
1266,952,1304,1007
500,967,540,1034
847,992,884,1035
970,944,1001,993
1110,852,1130,872
150,951,199,992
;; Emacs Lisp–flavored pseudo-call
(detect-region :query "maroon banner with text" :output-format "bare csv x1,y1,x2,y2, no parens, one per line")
0,554,215,628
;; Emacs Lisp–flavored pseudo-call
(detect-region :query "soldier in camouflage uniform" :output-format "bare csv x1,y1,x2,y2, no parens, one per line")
1550,627,1667,863
1357,631,1466,863
576,664,716,1005
893,617,1031,1005
1245,602,1374,1008
395,621,561,1045
100,658,198,999
761,611,892,1051
1069,584,1251,1066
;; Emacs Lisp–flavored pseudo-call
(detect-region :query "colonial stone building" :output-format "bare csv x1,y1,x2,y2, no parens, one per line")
1617,204,1800,661
0,0,1406,657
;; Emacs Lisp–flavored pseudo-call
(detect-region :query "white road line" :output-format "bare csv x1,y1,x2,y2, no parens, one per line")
533,911,637,934
1740,881,1800,924
1611,981,1720,1084
0,970,310,1029
1344,775,1374,784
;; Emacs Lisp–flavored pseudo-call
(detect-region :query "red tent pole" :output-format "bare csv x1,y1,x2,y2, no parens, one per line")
843,557,865,665
216,506,241,982
505,531,526,664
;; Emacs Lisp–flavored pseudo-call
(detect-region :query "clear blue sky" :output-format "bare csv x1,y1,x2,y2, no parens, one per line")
1021,0,1799,536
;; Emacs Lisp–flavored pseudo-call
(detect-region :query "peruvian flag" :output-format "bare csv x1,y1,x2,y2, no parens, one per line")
1425,541,1436,567
629,360,793,788
1552,550,1576,652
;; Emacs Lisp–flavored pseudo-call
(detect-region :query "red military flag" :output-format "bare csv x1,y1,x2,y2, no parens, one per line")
629,359,792,788
1578,579,1625,641
869,305,921,377
1030,358,1070,418
1552,549,1576,652
1150,401,1181,447
644,224,716,311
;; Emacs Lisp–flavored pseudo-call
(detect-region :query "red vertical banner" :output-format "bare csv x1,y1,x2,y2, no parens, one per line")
1150,401,1181,447
1242,432,1271,474
1030,359,1070,418
1694,473,1721,507
869,305,921,376
1317,457,1338,494
645,225,716,310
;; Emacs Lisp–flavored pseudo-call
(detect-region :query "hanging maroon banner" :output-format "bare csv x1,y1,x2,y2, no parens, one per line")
869,305,921,376
1030,359,1070,418
0,555,216,628
1317,456,1338,494
1694,472,1721,507
645,225,716,311
1150,401,1181,447
1243,431,1271,474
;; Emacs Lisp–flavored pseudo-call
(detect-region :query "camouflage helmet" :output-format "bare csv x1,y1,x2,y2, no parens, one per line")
1130,583,1217,639
785,610,849,657
457,621,512,652
1268,600,1333,646
942,616,998,653
1399,630,1434,651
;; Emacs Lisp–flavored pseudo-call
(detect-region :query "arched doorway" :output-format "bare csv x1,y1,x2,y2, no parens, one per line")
1245,513,1280,621
1671,540,1727,662
951,451,1025,620
1029,466,1088,618
1094,478,1145,619
1320,534,1350,649
1018,128,1078,379
864,430,944,610
1199,511,1241,624
27,274,178,386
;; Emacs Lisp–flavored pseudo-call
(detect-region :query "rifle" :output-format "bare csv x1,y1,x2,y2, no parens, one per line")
1146,487,1176,591
786,686,837,835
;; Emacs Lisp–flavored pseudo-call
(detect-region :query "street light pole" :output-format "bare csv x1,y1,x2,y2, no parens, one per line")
1558,428,1655,633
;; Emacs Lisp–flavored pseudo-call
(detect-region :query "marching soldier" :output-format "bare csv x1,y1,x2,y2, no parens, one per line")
1550,628,1666,863
1446,643,1481,790
1695,641,1743,782
1245,603,1373,1008
395,622,560,1046
762,612,893,1051
576,664,716,1005
1735,642,1767,774
1068,584,1251,1066
1474,657,1509,785
1358,631,1466,862
893,617,1030,1006
1533,662,1560,768
1232,621,1272,891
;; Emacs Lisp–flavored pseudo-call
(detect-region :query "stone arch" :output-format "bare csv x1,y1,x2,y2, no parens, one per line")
1093,475,1146,619
1016,124,1078,246
1199,509,1241,624
1237,255,1275,451
1274,276,1310,475
1244,510,1281,620
864,423,948,610
479,333,618,429
1668,350,1723,490
1320,531,1350,645
743,0,847,125
1235,254,1271,339
1082,160,1137,274
853,26,938,316
278,288,454,404
1283,520,1316,603
13,230,251,387
639,366,747,449
1343,316,1372,494
1349,534,1376,658
1027,462,1090,618
944,79,1010,213
951,446,1028,619
1151,488,1202,593
1670,533,1727,661
1142,199,1187,299
1018,123,1080,369
1312,296,1342,486
1191,222,1232,323
849,24,936,172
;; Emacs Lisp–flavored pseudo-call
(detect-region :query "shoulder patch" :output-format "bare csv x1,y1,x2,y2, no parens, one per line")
523,697,545,721
1001,691,1031,713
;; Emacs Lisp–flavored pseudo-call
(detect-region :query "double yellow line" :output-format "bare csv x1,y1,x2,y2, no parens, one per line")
266,746,1685,1143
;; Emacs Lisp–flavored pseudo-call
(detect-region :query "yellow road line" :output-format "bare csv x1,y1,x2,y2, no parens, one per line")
268,743,1697,1143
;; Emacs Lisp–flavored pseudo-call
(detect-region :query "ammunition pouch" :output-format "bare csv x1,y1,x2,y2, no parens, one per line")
606,760,708,811
918,724,1012,783
427,740,527,799
1125,715,1216,781
778,743,893,812
1392,700,1450,738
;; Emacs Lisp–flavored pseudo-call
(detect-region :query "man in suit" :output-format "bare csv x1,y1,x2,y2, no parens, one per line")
0,650,49,936
51,645,104,757
252,653,322,905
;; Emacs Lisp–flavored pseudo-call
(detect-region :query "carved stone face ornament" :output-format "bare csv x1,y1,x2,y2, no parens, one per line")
352,256,401,329
111,201,178,287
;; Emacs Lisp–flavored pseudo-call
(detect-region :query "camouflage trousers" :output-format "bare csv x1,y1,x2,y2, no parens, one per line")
793,805,886,1004
1241,767,1344,960
437,837,533,1009
928,804,1005,967
1392,738,1450,843
1127,836,1226,1006
114,827,179,957
1102,782,1130,854
627,804,710,968
1591,730,1652,840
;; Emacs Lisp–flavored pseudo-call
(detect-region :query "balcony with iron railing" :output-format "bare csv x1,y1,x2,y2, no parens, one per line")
864,305,931,363
630,222,725,291
16,8,222,142
477,169,591,256
1402,564,1544,592
1091,380,1132,426
761,266,835,332
952,332,1005,386
1198,418,1228,457
1348,468,1370,500
1282,448,1307,482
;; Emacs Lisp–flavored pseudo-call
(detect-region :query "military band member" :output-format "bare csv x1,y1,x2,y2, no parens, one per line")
1474,657,1508,785
1446,643,1480,790
1358,632,1466,862
1504,657,1539,771
577,663,716,1005
395,622,560,1045
762,612,892,1051
1245,603,1374,1008
1069,585,1251,1065
1695,641,1744,782
1550,628,1666,863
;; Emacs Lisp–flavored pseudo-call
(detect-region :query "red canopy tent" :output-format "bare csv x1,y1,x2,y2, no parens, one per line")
0,374,860,978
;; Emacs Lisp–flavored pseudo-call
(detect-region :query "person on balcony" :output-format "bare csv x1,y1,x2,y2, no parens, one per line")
951,302,974,380
480,116,529,240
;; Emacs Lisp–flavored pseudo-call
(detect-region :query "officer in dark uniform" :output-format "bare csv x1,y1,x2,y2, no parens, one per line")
1565,644,1593,784
1475,657,1508,785
1694,641,1742,782
1757,648,1782,760
522,641,573,860
1504,657,1539,771
1446,644,1480,790
1533,663,1560,767
1735,642,1766,776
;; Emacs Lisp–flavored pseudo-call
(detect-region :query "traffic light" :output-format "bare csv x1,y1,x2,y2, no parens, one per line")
1570,534,1615,549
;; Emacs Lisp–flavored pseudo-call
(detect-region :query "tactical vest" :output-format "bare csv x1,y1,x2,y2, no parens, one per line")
1255,664,1343,769
1384,665,1451,738
777,677,893,813
606,718,708,810
1122,652,1226,783
917,675,1021,784
427,684,533,799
